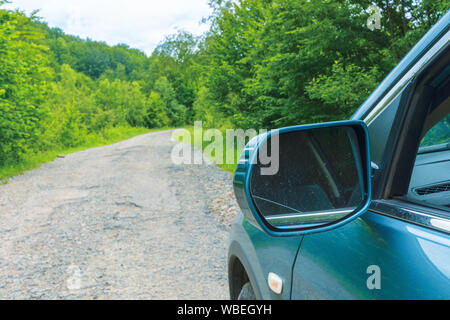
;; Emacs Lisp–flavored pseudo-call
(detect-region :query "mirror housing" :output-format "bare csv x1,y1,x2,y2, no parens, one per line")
233,121,371,237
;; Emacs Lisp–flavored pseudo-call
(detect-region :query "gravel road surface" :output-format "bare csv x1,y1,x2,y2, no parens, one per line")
0,130,239,299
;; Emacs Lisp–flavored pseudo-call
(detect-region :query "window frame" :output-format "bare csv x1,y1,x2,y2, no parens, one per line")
364,33,450,234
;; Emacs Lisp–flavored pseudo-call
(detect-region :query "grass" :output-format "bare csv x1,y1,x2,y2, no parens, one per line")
177,126,246,174
0,126,173,182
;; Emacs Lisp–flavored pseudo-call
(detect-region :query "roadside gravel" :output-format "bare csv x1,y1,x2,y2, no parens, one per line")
0,130,239,299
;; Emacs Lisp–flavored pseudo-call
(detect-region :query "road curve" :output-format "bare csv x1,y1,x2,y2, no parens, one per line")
0,130,238,299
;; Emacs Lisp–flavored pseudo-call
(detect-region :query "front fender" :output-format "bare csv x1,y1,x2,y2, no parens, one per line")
228,212,267,299
228,211,303,300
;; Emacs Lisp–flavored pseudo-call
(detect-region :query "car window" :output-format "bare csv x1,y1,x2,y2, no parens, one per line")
419,114,450,149
407,112,450,209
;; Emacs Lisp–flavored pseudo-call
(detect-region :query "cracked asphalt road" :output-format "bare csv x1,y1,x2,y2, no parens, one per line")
0,130,238,299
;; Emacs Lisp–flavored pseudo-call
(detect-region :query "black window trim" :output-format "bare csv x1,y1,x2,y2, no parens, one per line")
369,200,450,235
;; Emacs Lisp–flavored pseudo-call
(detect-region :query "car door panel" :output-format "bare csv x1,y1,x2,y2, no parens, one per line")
292,209,450,299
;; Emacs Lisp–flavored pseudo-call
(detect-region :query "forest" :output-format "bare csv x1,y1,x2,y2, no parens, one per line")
0,0,448,177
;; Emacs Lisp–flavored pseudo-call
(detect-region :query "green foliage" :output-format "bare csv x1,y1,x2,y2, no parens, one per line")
199,0,448,129
41,64,93,149
45,28,150,81
94,78,148,128
150,31,203,121
421,114,450,147
0,8,52,164
306,62,381,122
146,91,171,128
0,4,190,174
193,86,229,128
154,76,187,127
0,0,448,176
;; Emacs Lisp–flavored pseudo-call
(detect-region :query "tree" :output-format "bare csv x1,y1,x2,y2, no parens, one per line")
0,6,52,164
199,0,448,129
94,79,147,129
146,92,171,128
1,0,448,171
151,31,203,121
154,77,187,127
41,64,93,149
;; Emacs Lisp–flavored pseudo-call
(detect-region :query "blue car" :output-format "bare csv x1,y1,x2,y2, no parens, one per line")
228,11,450,300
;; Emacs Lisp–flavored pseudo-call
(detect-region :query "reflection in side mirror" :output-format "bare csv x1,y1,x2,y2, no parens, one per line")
246,122,371,233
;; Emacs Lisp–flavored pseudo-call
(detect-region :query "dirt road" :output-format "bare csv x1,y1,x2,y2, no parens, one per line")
0,130,238,299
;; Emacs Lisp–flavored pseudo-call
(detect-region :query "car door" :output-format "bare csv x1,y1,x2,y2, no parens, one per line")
291,205,450,299
291,36,450,300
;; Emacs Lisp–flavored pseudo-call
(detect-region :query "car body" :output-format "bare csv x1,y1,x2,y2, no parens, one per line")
228,11,450,300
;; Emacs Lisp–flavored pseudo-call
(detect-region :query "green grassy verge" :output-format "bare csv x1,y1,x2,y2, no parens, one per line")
178,126,244,174
0,126,173,182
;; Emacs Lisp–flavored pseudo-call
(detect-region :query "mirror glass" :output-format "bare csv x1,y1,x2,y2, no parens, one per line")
250,126,365,229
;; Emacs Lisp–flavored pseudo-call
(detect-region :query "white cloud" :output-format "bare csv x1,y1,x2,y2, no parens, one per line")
3,0,212,55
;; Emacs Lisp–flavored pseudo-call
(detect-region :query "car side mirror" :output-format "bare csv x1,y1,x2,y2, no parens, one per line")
233,121,371,236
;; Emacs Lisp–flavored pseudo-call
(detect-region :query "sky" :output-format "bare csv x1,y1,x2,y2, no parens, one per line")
3,0,213,55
